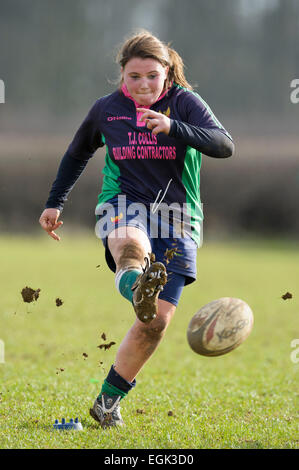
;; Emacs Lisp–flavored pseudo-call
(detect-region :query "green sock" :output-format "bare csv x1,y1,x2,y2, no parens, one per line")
98,379,128,401
115,268,141,302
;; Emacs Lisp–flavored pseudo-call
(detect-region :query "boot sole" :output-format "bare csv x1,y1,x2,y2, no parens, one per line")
133,263,167,323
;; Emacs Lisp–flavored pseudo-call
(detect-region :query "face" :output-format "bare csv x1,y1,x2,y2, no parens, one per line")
122,57,169,106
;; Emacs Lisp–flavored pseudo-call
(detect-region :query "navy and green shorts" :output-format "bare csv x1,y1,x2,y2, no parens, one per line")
95,195,198,306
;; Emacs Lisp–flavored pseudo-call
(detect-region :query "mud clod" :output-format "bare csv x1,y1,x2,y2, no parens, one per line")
97,341,116,351
164,247,181,265
282,291,292,300
149,252,156,263
21,287,41,303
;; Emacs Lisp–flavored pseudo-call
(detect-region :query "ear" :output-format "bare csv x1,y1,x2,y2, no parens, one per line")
164,65,169,78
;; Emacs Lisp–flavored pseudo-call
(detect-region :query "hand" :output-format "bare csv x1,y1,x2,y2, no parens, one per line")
39,208,63,241
137,108,171,136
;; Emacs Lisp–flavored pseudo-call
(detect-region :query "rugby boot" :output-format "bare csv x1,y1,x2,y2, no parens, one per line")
131,256,167,323
89,393,124,428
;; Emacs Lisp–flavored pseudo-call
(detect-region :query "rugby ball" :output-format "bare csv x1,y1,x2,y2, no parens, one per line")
187,297,254,357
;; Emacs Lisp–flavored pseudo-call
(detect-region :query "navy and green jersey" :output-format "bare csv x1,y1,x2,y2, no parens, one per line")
45,83,234,246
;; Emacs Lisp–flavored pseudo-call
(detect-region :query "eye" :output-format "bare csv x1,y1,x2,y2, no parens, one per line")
148,74,158,79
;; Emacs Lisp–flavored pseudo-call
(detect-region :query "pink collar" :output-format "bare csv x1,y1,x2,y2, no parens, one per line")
121,83,170,126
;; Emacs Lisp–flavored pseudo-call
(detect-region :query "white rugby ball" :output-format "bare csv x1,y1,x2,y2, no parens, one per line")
187,297,254,357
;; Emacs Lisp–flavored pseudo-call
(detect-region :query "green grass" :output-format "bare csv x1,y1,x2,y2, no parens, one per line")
0,234,298,449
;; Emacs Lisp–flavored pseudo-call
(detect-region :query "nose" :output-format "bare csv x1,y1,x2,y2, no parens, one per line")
139,78,150,90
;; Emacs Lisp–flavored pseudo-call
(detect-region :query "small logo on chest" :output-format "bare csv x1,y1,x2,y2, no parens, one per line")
158,106,171,117
107,115,132,122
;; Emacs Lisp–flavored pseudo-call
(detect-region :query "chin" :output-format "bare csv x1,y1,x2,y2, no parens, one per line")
136,94,157,106
139,99,152,106
142,99,157,107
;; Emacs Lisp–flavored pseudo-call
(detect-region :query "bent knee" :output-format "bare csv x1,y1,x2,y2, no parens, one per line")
108,227,151,270
140,301,176,337
120,240,144,263
115,240,146,270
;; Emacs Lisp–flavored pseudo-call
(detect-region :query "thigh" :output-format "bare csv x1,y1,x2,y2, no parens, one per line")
96,196,152,272
158,271,186,307
108,226,152,269
148,211,198,285
151,233,198,286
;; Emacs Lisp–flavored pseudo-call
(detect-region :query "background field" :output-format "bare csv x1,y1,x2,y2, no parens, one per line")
0,235,298,449
1,0,298,452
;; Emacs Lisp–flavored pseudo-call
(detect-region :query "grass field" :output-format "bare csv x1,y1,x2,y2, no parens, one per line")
0,234,298,449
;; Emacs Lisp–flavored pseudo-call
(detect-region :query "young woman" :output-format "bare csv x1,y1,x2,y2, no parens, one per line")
39,30,234,428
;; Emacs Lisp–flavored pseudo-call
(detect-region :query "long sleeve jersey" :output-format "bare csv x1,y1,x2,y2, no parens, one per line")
45,83,234,246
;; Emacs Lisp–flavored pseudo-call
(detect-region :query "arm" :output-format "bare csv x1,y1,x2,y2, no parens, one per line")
137,92,234,158
44,151,90,211
170,90,234,158
168,120,234,158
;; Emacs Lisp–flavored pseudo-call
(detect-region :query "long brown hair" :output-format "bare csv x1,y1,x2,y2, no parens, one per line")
116,30,193,91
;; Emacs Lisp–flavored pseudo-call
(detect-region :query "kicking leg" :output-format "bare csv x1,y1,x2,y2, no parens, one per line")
108,226,167,322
